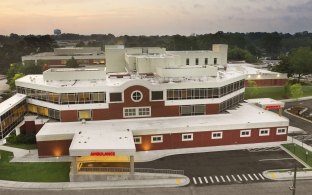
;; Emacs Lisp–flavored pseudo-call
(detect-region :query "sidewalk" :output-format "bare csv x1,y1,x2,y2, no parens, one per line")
280,96,312,103
0,145,29,157
0,176,189,190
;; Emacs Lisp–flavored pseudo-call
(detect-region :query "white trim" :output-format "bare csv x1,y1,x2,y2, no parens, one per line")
131,90,143,102
276,127,287,135
123,107,151,118
151,135,163,143
182,133,193,141
259,128,270,136
240,130,251,137
133,136,142,144
211,132,223,139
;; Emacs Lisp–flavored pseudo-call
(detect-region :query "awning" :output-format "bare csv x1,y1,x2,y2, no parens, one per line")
69,129,136,157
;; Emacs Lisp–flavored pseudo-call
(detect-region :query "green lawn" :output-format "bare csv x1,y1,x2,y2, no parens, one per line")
0,150,70,182
282,143,312,167
245,85,312,100
4,143,37,150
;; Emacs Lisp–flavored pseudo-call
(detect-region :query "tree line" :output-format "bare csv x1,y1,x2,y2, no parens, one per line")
1,31,312,76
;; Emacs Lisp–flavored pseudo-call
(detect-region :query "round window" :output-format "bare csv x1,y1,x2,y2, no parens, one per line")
131,90,143,102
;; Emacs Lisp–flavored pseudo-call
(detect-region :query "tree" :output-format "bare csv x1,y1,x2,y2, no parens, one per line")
290,84,303,100
66,56,79,68
288,47,312,82
9,73,24,90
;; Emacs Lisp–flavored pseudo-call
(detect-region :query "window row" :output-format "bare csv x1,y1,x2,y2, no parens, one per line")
0,101,27,132
16,87,106,104
167,80,244,100
133,128,287,144
186,58,218,65
27,104,60,120
123,107,151,118
219,93,244,112
180,104,205,116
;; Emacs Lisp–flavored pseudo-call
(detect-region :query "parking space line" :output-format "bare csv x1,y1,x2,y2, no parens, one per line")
242,174,249,181
204,177,208,184
220,176,226,182
258,173,265,180
247,174,254,181
209,176,214,183
231,175,237,181
193,177,197,185
253,173,259,180
236,175,242,181
226,175,231,182
198,177,203,184
215,176,220,182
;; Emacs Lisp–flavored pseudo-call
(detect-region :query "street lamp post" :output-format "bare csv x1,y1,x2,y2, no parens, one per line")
289,163,297,195
306,151,309,162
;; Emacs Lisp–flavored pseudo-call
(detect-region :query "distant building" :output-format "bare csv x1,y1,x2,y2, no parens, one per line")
228,63,288,86
54,29,62,35
22,47,106,68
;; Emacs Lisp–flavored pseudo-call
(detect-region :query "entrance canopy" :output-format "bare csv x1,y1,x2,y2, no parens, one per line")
246,98,285,110
69,129,136,157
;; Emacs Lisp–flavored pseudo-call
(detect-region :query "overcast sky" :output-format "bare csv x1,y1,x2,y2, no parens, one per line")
0,0,311,35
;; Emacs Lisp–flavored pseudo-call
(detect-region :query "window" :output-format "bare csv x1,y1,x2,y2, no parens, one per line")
123,107,151,118
276,128,287,135
151,135,163,143
182,133,193,141
110,92,122,102
214,58,217,65
151,91,163,100
180,105,205,116
212,132,223,139
259,129,270,136
78,110,92,120
131,91,143,102
124,108,136,117
195,58,199,65
205,58,208,65
240,130,251,137
186,58,189,65
133,136,142,144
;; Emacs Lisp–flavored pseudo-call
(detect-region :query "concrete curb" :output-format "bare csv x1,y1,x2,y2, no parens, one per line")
263,169,312,181
0,176,190,190
280,96,312,103
284,109,312,124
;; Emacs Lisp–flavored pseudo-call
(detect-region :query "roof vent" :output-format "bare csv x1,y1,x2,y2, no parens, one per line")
81,119,86,124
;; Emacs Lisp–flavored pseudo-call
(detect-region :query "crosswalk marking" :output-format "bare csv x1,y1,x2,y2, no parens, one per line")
192,173,267,185
258,173,265,180
198,177,203,184
215,176,220,182
242,174,248,181
209,176,214,183
247,174,254,181
253,173,259,180
237,174,243,181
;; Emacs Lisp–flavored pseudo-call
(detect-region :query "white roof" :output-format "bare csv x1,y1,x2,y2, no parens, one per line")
246,98,285,108
0,94,26,116
69,129,135,156
36,103,289,142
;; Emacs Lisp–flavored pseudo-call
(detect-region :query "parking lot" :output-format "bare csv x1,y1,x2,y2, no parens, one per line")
136,148,303,186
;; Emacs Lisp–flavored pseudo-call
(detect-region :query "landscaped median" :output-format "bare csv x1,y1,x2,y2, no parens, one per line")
0,150,70,182
263,143,312,180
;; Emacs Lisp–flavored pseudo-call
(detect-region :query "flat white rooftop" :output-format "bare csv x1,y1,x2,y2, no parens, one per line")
0,94,26,116
36,103,289,142
69,129,135,156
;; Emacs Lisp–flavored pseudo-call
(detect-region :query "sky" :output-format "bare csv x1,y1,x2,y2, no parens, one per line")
0,0,311,35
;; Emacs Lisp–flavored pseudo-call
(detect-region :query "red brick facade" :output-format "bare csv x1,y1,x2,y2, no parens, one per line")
37,127,287,157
